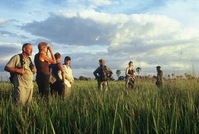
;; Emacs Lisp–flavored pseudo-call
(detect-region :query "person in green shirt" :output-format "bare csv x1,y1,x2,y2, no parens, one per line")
4,43,36,105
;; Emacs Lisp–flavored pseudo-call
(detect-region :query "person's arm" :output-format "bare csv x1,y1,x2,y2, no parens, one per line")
39,46,56,64
48,46,56,63
107,67,113,77
31,67,37,74
40,53,56,64
58,63,65,83
4,55,26,75
125,67,129,76
5,66,26,75
93,67,99,78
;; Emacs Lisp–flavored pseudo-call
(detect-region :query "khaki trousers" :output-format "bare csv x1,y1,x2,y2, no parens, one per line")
13,86,33,105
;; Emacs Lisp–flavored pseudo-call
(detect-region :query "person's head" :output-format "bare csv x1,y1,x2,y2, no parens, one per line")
156,66,161,71
128,61,133,66
54,52,61,61
38,42,48,52
64,56,71,65
99,59,105,66
22,43,33,56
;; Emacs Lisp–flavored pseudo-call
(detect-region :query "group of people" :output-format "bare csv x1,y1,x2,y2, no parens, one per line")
93,60,163,91
4,42,163,106
124,61,163,89
4,42,74,105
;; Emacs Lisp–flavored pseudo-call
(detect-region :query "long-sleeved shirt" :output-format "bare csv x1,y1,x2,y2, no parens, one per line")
63,65,74,87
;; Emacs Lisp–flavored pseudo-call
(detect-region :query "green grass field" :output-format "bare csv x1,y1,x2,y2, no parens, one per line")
0,79,199,134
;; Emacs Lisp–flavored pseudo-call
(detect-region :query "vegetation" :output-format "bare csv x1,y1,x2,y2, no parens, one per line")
0,79,199,134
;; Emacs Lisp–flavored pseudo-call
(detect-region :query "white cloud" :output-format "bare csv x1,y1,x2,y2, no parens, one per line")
0,19,9,26
20,10,199,75
149,0,199,29
88,0,111,6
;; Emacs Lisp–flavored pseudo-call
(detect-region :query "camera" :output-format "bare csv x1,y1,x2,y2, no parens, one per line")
29,63,35,70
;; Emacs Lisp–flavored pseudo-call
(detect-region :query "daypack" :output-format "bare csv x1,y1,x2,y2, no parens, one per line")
99,66,110,81
9,54,34,84
49,63,62,84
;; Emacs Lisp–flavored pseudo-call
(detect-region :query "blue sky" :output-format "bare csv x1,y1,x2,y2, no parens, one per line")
1,0,199,80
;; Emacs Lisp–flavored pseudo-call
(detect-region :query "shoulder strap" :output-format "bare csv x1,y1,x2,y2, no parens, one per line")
28,57,34,68
18,54,24,67
19,53,34,69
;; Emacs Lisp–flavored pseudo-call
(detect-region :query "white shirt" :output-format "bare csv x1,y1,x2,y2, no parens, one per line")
63,65,74,87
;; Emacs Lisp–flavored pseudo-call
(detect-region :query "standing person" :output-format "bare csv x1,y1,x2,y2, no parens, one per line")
93,59,113,91
34,42,56,99
125,61,135,89
63,56,74,97
156,66,163,88
49,52,65,97
4,43,36,105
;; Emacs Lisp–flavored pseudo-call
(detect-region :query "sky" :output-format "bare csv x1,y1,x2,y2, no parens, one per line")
0,0,199,80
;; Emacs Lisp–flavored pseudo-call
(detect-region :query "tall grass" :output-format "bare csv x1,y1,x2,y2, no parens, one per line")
0,79,199,133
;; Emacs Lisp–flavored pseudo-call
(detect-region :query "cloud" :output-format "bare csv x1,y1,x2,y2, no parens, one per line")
0,19,9,27
21,10,199,75
22,10,117,46
0,43,21,58
88,0,111,6
1,0,199,79
148,0,199,29
0,30,28,39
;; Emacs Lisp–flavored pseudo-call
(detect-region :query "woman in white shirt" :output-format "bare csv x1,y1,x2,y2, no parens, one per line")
63,56,74,97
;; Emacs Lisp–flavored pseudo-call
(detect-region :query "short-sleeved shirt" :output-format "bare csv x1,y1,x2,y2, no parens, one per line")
6,54,34,88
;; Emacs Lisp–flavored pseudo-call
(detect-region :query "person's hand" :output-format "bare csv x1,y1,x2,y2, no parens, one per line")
17,68,26,75
31,67,37,74
48,46,53,52
70,80,74,84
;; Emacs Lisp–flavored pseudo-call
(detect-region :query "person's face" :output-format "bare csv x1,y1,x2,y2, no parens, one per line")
23,44,32,56
57,57,61,62
44,46,48,53
65,60,71,65
129,63,133,67
99,60,105,66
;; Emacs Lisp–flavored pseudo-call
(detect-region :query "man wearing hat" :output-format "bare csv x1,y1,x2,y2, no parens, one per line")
156,66,163,88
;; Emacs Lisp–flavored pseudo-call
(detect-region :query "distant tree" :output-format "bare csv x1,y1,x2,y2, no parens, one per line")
79,76,90,81
172,73,175,79
136,67,141,76
116,70,121,80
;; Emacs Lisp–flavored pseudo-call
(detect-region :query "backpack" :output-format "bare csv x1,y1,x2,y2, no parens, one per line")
9,54,33,84
49,63,62,84
99,66,109,81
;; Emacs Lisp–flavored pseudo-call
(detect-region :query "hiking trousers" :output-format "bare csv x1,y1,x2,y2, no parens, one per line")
98,81,108,91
